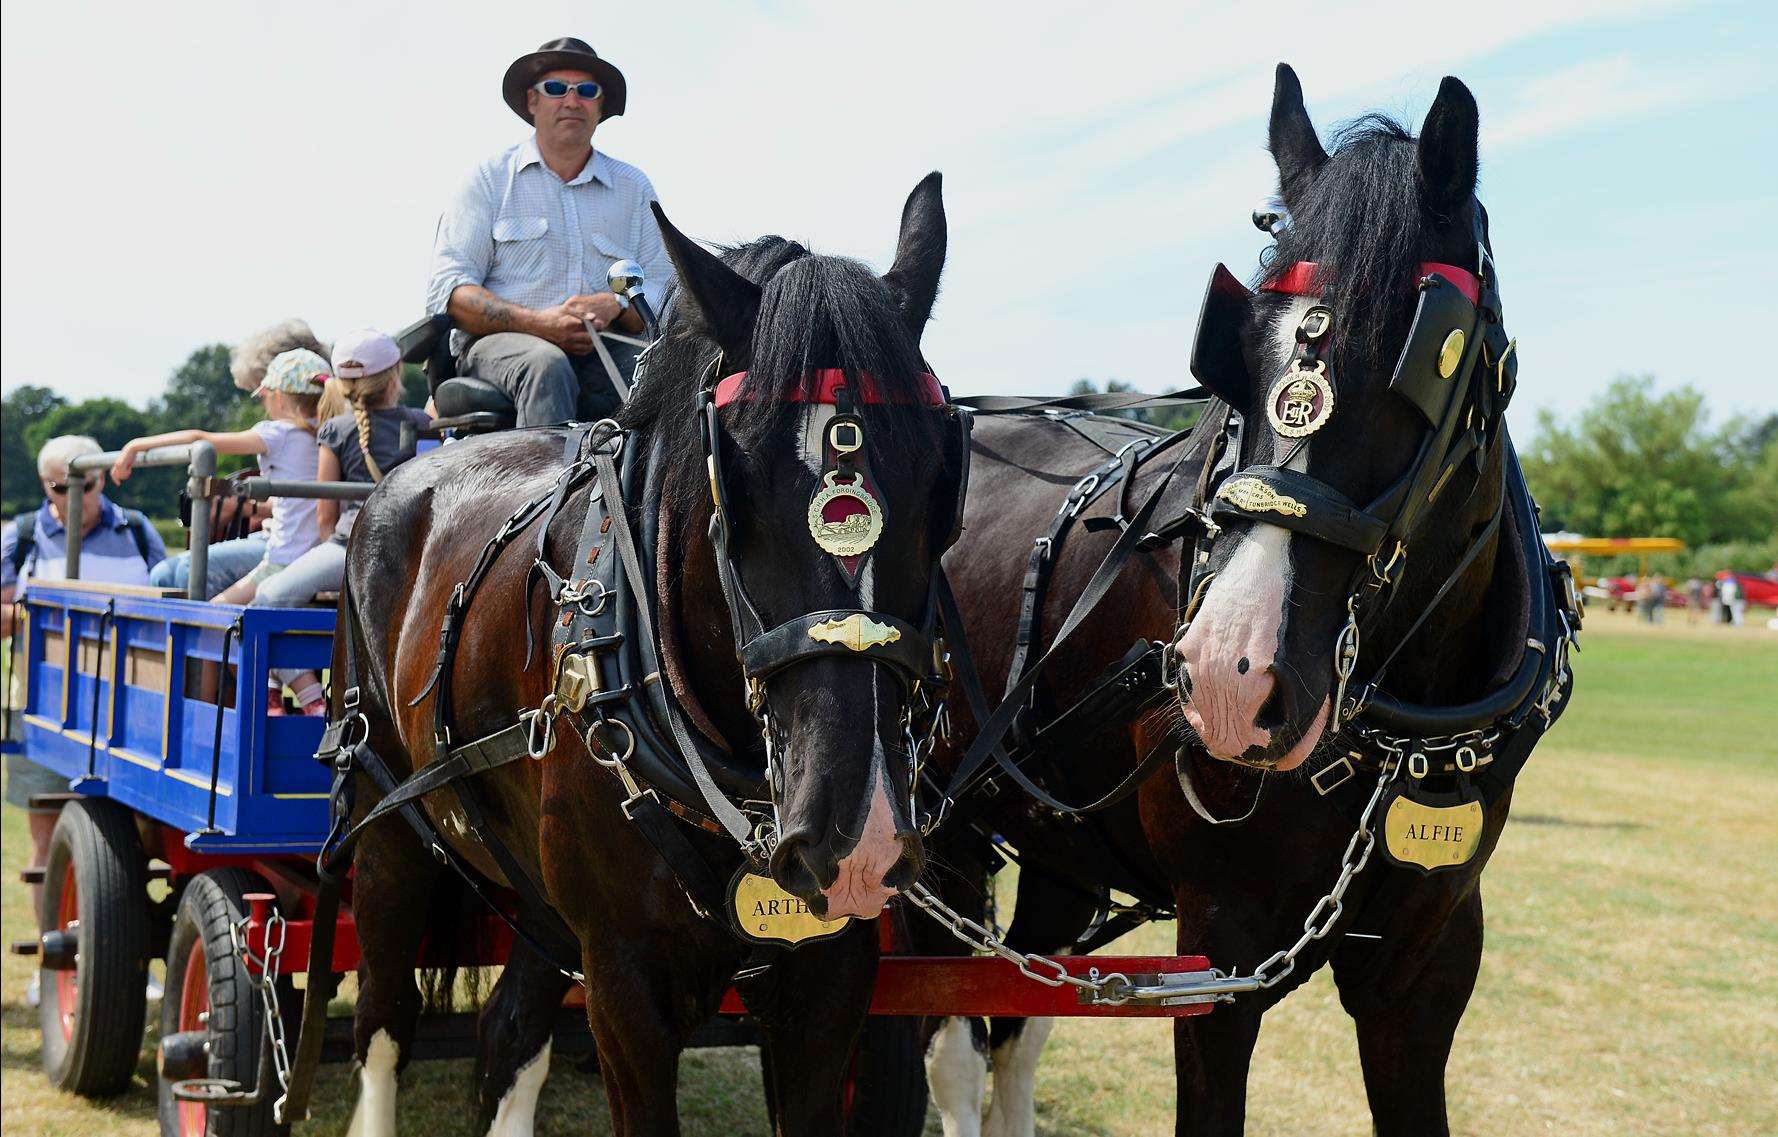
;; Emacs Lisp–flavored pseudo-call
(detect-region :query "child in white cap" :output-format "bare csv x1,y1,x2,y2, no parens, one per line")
249,330,432,714
114,349,327,604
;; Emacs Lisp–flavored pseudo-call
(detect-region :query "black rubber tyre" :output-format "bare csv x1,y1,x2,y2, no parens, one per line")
156,867,290,1137
37,797,151,1096
845,1017,929,1137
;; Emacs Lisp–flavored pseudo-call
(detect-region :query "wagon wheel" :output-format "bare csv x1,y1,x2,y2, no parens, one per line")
156,867,291,1137
844,1017,928,1137
36,797,151,1096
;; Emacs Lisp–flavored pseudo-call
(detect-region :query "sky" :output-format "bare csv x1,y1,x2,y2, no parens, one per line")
3,0,1775,435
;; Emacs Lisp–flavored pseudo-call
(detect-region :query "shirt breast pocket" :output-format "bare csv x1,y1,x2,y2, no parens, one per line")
492,215,551,283
588,232,634,265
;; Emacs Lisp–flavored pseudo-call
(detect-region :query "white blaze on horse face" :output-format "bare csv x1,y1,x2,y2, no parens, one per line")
821,561,905,919
1179,523,1290,760
821,763,901,918
799,404,838,475
1179,301,1322,765
926,1016,987,1137
346,1028,400,1137
983,1016,1056,1137
485,1039,551,1137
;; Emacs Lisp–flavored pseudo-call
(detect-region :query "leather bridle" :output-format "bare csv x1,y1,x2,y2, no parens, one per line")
1178,201,1578,782
695,362,970,834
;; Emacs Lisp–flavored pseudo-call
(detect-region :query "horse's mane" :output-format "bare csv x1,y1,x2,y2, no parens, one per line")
621,233,942,512
1261,114,1443,369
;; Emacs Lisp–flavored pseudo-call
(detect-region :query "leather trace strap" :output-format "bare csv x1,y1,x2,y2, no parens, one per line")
933,447,1188,821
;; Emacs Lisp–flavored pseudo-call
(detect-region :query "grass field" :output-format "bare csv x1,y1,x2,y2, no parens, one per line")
3,609,1775,1135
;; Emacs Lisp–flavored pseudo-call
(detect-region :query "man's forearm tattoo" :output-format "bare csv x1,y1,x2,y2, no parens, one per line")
472,290,521,330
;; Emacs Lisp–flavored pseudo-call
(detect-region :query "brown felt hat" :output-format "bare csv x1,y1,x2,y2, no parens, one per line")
501,37,627,124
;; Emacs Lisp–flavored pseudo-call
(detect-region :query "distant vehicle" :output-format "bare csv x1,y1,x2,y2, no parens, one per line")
1590,576,1685,611
1717,571,1778,608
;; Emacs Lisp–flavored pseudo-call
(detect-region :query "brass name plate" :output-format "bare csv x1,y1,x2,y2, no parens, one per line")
1382,793,1484,873
729,871,853,947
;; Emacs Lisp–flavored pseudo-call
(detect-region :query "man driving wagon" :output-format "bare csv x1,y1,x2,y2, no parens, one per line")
426,37,673,426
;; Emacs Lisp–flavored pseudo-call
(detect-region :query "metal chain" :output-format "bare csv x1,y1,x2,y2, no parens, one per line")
904,682,950,834
1243,759,1394,989
905,758,1398,1004
228,911,294,1115
902,882,1133,998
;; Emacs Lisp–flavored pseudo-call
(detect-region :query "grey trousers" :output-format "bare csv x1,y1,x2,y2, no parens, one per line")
460,332,639,427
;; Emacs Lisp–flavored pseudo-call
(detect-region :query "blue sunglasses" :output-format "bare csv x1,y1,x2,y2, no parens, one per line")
532,79,602,100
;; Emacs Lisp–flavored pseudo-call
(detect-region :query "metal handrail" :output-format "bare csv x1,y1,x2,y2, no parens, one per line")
65,443,215,600
241,479,374,503
58,448,378,601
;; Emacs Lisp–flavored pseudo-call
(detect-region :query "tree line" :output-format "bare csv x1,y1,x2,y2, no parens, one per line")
6,350,1773,578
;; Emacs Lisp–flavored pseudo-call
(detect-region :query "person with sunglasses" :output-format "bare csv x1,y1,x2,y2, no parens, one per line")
425,37,673,427
2,435,167,633
3,435,167,1007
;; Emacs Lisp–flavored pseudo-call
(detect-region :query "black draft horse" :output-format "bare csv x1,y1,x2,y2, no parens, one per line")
920,69,1564,1137
339,176,966,1136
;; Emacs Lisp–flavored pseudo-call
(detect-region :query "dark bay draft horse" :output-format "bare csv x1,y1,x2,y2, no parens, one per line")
332,175,969,1136
916,67,1576,1136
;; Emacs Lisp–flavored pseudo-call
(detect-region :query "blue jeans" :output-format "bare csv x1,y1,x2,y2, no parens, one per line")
149,534,267,598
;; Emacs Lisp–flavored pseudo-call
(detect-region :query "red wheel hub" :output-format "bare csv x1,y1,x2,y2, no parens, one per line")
178,940,210,1137
54,873,78,1044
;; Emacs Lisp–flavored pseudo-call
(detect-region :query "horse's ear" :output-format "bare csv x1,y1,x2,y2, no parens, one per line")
1268,63,1326,203
1417,76,1479,221
1190,264,1254,406
882,171,946,340
651,201,761,357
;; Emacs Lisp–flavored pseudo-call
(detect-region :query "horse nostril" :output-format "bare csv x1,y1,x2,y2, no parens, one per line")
1254,669,1287,732
770,836,831,901
883,842,925,892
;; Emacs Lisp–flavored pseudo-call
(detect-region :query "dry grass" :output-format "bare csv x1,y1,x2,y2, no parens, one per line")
3,608,1774,1135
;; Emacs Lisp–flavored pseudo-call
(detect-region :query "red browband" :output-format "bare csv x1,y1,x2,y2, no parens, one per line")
1262,261,1482,307
712,368,946,408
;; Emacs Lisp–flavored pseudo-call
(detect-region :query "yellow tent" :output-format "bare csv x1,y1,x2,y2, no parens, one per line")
1543,536,1684,579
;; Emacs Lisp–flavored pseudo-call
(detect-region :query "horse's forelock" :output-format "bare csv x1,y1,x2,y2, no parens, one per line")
623,235,946,519
1262,114,1435,374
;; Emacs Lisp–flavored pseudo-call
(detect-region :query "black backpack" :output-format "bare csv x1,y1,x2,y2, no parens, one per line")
9,509,159,578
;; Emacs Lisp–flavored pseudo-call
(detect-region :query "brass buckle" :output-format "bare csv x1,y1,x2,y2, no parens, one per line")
1297,307,1332,343
1310,756,1355,796
1494,338,1517,395
554,651,601,714
828,420,863,454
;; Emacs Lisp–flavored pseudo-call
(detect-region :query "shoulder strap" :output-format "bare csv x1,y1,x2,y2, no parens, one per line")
124,511,156,567
10,513,36,575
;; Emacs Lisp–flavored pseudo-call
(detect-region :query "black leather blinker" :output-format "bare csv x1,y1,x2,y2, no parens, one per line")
1389,273,1482,428
1190,263,1255,407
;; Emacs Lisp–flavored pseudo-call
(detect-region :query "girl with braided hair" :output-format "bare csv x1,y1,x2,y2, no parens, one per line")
251,330,431,714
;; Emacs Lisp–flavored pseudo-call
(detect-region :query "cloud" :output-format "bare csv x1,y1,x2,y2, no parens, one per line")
0,0,1727,408
1489,54,1755,148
